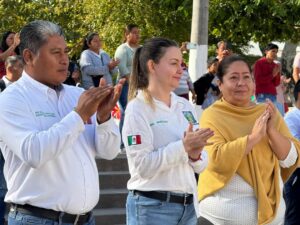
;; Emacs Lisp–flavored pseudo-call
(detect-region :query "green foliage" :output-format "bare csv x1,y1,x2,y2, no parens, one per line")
2,0,300,60
0,0,192,59
84,0,193,56
209,0,300,48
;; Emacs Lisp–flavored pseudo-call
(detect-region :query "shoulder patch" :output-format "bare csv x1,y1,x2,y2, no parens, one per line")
128,135,142,146
182,111,198,125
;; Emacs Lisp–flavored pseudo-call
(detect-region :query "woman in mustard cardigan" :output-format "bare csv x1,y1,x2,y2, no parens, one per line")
198,55,300,225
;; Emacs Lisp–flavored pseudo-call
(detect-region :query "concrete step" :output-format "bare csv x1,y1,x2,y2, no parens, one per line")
95,189,128,209
95,153,128,225
93,208,126,225
96,154,128,172
99,171,130,189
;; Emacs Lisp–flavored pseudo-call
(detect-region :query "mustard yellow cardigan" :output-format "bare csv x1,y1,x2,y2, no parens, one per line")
198,99,300,225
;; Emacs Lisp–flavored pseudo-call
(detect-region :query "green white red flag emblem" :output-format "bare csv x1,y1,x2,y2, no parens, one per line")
128,135,141,146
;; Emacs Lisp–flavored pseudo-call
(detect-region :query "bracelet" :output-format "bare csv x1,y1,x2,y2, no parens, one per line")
189,153,201,162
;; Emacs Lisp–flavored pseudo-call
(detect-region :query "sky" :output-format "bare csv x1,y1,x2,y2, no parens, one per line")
244,41,286,57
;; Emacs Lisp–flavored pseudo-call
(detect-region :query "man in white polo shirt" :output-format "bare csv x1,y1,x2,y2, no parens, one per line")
0,20,124,225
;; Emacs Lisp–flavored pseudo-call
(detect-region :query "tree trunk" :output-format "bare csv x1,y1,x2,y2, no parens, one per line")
281,42,297,78
188,0,209,83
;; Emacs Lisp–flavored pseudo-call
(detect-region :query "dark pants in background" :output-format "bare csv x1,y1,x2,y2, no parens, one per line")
283,168,300,225
0,152,7,225
118,81,128,148
91,75,103,87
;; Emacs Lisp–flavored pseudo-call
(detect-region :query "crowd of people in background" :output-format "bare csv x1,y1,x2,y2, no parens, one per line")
1,20,300,225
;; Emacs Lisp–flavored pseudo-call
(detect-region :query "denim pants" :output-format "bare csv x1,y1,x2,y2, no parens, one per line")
283,168,300,225
256,93,284,115
126,191,197,225
256,93,277,103
8,210,95,225
0,197,5,224
118,81,128,147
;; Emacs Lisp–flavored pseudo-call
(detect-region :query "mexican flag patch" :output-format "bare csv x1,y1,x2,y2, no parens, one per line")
128,135,141,146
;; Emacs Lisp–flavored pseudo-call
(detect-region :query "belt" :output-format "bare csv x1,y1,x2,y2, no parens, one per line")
10,204,91,225
132,190,193,205
90,75,103,78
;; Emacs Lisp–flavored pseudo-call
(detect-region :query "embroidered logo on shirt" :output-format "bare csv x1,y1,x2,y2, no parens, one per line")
128,135,141,146
149,120,168,126
182,111,198,125
35,111,56,117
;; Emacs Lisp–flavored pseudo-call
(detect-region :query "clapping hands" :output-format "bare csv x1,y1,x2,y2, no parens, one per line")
249,99,276,145
75,78,125,124
183,123,214,160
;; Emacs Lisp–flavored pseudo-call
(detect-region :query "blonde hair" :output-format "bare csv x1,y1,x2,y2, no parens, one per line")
128,37,178,109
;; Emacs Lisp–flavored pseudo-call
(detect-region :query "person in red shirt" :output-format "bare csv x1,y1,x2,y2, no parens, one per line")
254,43,280,104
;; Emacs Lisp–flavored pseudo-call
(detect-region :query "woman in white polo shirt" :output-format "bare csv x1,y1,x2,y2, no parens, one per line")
122,37,214,225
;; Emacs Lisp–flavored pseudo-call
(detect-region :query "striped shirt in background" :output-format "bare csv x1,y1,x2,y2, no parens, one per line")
173,69,194,96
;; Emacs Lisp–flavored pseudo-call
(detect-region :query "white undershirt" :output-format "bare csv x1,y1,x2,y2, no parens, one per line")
199,143,298,225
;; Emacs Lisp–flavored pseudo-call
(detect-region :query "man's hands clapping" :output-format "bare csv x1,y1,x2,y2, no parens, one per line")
75,78,125,124
96,78,125,123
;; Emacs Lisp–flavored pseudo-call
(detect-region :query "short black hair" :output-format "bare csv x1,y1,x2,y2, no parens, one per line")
264,43,278,52
207,57,218,68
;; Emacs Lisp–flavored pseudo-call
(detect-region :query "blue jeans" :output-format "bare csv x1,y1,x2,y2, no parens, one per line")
276,102,285,116
118,81,128,147
0,197,5,223
256,93,277,103
8,210,95,225
283,168,300,225
256,93,284,116
126,191,197,225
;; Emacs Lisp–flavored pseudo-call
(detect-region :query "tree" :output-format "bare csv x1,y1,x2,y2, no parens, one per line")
0,0,88,56
208,0,300,47
2,0,300,59
0,0,192,58
79,0,192,56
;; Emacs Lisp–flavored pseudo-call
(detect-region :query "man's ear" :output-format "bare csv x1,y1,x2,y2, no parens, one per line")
6,65,13,73
23,49,34,66
147,60,155,74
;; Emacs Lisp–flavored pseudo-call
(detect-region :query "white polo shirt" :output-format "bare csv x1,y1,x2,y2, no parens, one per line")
0,72,120,214
122,91,208,210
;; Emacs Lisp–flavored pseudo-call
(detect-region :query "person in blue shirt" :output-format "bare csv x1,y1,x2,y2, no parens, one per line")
283,80,300,225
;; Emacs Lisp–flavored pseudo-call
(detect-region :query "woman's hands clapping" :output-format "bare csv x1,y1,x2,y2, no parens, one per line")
246,99,277,155
249,110,270,145
265,99,277,133
183,123,214,160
